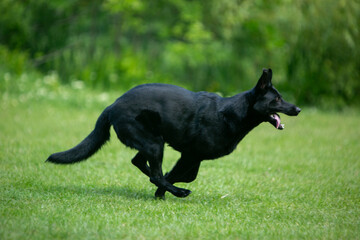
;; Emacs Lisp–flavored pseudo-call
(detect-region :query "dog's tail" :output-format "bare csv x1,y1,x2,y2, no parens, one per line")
46,107,111,164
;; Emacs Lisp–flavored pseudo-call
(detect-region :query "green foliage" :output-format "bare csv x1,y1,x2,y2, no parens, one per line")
0,0,359,107
0,45,29,75
1,92,360,239
286,0,360,107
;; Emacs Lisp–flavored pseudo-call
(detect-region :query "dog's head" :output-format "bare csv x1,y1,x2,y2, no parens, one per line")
253,69,301,130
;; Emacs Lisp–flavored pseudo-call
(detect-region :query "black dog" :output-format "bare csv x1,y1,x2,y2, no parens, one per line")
47,69,301,199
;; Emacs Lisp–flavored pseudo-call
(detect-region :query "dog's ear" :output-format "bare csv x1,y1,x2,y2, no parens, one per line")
255,68,272,92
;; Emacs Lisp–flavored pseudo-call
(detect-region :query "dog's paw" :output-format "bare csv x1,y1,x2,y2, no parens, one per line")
173,188,192,198
155,188,166,200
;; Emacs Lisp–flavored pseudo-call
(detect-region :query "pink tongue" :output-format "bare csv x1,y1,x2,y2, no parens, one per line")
274,114,280,128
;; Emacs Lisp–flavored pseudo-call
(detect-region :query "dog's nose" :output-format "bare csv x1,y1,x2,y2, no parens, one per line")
295,107,301,114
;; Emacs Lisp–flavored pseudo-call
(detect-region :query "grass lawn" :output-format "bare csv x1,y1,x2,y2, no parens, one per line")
1,90,359,239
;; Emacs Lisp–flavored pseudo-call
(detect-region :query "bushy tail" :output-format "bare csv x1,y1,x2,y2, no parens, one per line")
46,108,111,164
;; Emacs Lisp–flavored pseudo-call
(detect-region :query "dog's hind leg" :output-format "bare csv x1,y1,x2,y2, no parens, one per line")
131,152,151,176
155,154,201,199
142,144,192,198
113,114,191,198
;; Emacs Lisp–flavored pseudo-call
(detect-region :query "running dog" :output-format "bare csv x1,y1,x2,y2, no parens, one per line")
47,68,301,199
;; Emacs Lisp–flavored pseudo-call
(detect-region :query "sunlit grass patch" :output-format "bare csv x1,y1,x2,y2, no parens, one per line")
1,93,359,239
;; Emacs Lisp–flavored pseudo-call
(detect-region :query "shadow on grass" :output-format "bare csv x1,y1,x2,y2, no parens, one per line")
40,184,210,203
43,184,156,201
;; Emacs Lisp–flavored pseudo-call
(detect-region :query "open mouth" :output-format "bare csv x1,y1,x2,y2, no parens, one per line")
268,113,285,130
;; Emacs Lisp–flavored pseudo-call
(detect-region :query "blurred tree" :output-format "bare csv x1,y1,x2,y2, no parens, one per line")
286,0,360,107
0,0,359,107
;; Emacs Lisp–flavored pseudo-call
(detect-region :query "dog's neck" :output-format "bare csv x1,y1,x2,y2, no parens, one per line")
220,89,264,136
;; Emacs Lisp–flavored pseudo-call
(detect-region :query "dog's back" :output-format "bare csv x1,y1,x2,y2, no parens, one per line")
108,84,230,158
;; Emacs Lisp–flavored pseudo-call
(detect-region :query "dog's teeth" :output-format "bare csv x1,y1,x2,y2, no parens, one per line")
281,124,285,128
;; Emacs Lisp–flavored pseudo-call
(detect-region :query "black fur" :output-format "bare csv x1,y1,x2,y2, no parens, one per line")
47,68,301,199
47,109,111,164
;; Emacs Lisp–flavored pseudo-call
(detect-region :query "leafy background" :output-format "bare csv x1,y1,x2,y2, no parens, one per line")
1,0,359,107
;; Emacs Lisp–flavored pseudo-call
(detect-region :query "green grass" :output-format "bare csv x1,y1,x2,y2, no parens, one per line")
1,90,360,239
